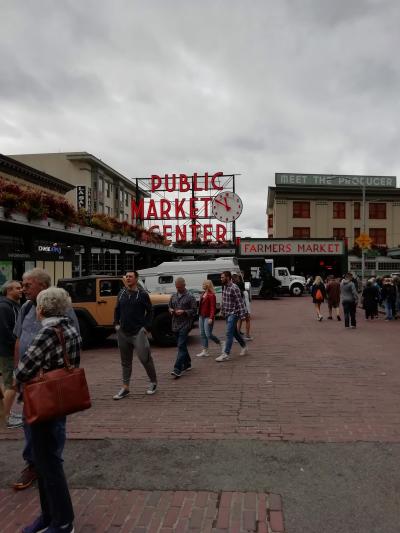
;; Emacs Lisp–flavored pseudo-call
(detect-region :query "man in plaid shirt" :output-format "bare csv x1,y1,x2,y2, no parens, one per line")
216,271,248,362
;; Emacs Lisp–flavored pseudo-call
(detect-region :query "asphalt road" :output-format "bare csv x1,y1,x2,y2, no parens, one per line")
1,438,400,533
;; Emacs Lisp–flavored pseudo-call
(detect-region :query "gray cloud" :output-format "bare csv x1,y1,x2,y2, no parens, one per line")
1,0,400,237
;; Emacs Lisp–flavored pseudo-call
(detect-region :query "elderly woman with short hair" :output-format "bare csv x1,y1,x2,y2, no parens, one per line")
15,287,80,533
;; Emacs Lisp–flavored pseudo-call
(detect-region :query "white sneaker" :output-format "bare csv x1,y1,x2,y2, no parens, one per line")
220,342,226,354
239,346,248,356
215,353,230,362
196,349,209,357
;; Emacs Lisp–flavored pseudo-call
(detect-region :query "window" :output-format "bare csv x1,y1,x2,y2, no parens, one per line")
125,192,129,207
354,202,360,219
98,203,104,213
106,206,111,215
293,227,310,238
158,275,173,284
333,228,346,239
333,202,346,219
120,190,124,202
369,203,386,219
277,269,288,277
106,182,110,198
354,228,360,240
268,214,273,228
293,201,310,218
100,279,124,297
207,273,222,287
98,178,104,193
369,228,386,246
57,279,96,303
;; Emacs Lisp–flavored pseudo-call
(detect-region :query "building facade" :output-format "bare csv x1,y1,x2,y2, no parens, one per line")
267,173,400,250
8,152,147,222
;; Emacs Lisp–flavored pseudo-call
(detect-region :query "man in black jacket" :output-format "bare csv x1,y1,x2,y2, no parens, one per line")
113,271,158,399
0,280,22,428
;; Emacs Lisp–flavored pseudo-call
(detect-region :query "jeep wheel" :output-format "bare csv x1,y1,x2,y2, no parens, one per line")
290,284,303,297
151,312,176,347
78,318,93,349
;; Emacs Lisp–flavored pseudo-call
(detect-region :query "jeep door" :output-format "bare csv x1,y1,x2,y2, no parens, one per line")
95,278,124,326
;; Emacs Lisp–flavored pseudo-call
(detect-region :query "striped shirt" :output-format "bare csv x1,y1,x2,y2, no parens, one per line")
15,316,81,383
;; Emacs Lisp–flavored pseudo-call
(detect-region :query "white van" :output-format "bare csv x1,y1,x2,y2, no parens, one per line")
138,257,245,308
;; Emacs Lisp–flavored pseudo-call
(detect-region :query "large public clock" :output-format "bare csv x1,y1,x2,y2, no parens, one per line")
211,191,243,222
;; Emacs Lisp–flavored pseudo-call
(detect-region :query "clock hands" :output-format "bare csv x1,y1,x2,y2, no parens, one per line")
214,198,231,211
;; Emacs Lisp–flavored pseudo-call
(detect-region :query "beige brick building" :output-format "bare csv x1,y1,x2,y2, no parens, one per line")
267,173,400,250
8,152,147,222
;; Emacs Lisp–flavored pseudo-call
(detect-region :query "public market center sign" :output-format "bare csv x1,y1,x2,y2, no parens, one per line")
240,239,345,256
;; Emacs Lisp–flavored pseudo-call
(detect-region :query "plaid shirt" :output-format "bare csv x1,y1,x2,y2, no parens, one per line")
169,290,197,332
15,317,81,383
221,281,247,319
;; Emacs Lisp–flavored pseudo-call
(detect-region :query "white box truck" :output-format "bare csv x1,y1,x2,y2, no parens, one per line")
138,257,248,307
251,259,306,297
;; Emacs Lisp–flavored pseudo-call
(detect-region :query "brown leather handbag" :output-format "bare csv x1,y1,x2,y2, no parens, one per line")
23,326,91,424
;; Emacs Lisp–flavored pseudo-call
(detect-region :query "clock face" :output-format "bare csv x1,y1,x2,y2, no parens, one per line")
211,192,243,222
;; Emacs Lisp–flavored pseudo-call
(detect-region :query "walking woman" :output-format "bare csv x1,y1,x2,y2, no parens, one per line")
311,276,327,321
16,287,80,533
196,280,221,357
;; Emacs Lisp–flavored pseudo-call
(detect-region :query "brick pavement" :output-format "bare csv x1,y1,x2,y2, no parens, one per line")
1,297,400,443
0,488,284,533
2,296,399,532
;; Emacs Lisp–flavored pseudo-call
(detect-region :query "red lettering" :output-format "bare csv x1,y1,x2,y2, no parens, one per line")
160,199,171,219
250,244,257,252
211,172,224,190
165,174,176,192
179,174,190,192
279,244,285,252
174,198,186,218
147,199,158,219
131,198,144,219
193,172,202,191
200,197,212,216
162,225,172,242
286,244,292,252
189,198,198,219
151,175,161,192
216,224,227,241
328,244,334,253
190,224,202,240
335,243,340,252
258,244,264,252
175,225,187,240
203,224,213,241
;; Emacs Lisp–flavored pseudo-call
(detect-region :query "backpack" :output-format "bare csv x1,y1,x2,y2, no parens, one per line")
315,288,323,301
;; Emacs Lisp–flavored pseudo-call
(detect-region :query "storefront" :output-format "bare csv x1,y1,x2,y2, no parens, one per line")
239,238,347,278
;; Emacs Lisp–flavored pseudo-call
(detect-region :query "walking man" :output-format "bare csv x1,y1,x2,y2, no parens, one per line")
113,271,158,399
340,272,358,328
216,271,248,362
0,280,22,428
326,275,341,321
13,268,79,491
169,277,197,378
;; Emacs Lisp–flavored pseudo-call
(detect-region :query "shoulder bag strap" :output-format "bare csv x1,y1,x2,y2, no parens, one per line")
53,326,72,369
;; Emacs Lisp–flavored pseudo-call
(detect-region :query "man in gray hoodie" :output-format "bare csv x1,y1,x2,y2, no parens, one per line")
341,273,359,328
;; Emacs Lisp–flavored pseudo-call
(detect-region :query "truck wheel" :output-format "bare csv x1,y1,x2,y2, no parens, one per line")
78,318,93,349
151,312,176,347
290,284,303,297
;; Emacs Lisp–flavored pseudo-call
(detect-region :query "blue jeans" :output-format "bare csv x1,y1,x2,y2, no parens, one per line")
384,300,393,319
342,301,356,327
224,314,245,354
199,316,220,348
23,418,66,466
174,328,191,373
30,417,74,526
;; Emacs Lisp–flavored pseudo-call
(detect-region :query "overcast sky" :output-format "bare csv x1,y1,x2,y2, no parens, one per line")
1,0,400,237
